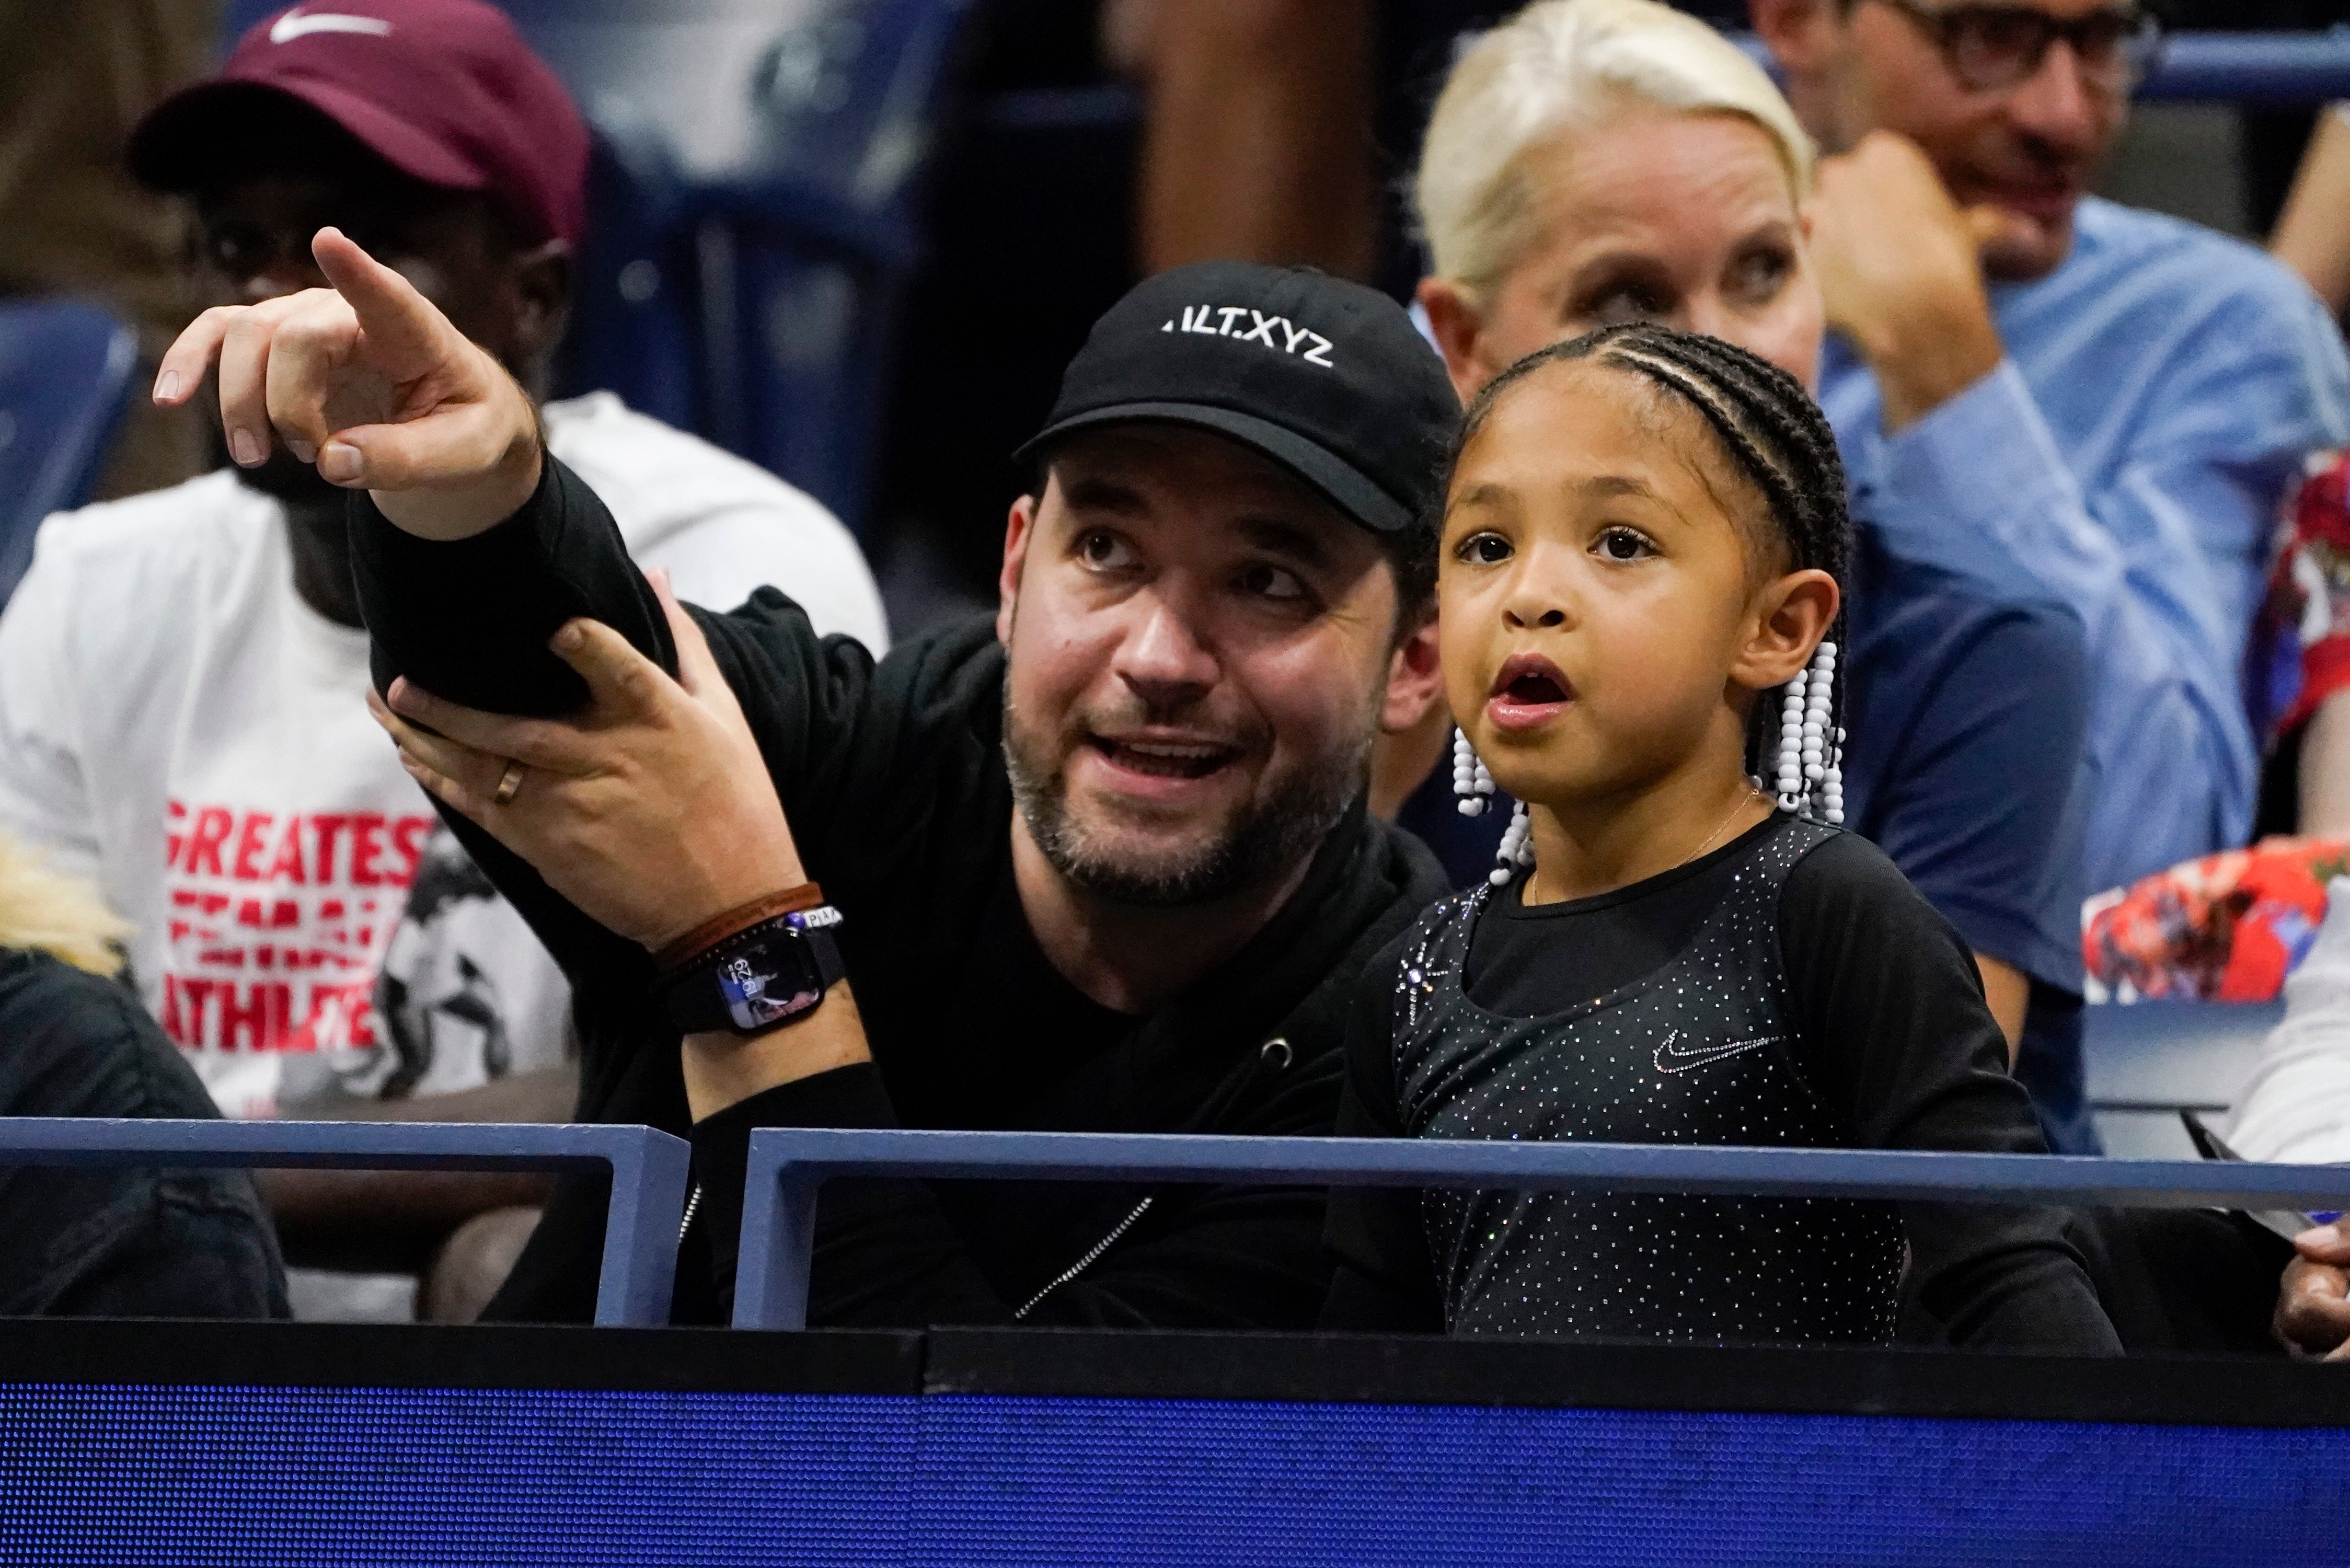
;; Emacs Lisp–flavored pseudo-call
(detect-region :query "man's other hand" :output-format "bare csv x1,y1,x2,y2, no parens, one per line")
153,226,542,541
2276,1223,2350,1360
1808,131,2009,432
369,569,807,951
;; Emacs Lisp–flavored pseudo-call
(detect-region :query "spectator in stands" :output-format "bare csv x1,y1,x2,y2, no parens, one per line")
0,831,286,1318
0,0,884,1317
1409,0,2098,1149
1751,0,2350,895
162,241,1454,1328
1320,323,2117,1350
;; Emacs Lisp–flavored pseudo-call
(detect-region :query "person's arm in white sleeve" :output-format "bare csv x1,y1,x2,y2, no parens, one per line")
2228,876,2350,1167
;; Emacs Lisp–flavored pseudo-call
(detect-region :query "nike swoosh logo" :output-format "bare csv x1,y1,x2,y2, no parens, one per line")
1653,1029,1779,1076
270,10,394,43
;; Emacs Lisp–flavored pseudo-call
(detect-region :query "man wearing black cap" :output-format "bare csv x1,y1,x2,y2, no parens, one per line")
159,234,1456,1325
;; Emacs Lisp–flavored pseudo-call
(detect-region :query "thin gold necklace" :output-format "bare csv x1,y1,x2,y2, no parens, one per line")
1526,786,1766,904
1680,786,1767,870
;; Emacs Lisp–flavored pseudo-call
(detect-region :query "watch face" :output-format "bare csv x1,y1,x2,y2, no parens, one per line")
718,950,818,1031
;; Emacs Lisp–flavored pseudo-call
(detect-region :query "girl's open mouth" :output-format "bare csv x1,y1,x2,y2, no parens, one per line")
1487,653,1573,731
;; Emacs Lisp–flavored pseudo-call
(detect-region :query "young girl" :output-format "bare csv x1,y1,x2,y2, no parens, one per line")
1322,324,2118,1351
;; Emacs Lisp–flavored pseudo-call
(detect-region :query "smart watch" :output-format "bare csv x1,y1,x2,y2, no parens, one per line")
658,903,846,1036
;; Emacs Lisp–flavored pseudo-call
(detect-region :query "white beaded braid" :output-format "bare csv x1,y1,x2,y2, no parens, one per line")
1452,727,1496,816
1772,640,1842,825
1452,728,1534,884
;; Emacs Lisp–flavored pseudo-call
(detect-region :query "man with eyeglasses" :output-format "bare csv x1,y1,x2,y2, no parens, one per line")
0,0,886,1314
1754,0,2350,904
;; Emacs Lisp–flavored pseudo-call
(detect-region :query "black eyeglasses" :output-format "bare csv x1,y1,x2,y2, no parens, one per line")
1867,0,2163,95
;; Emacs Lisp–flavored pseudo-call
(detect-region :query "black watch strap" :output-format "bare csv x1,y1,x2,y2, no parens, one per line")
659,907,845,1036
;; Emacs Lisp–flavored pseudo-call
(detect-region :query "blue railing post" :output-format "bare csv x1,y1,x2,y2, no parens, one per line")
589,1125,693,1328
735,1156,824,1332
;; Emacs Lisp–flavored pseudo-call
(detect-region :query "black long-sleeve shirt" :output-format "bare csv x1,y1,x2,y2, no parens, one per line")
0,948,287,1318
1323,819,2122,1353
352,457,1447,1328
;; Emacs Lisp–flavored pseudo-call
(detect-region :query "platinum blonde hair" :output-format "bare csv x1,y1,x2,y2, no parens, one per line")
1416,0,1816,305
0,832,131,976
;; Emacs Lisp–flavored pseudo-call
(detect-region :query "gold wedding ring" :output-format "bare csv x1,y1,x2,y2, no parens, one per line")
493,760,526,806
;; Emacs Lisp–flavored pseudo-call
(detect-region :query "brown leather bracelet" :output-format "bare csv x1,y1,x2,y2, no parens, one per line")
652,881,825,977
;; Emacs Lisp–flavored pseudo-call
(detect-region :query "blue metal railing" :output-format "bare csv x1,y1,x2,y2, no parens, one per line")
734,1128,2350,1329
2137,30,2350,102
1724,30,2350,102
0,1120,689,1327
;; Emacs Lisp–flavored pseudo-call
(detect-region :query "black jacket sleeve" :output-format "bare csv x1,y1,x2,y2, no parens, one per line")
1316,931,1445,1332
1780,834,2121,1354
353,455,911,971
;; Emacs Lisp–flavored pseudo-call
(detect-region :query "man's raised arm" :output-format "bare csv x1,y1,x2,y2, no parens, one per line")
153,226,673,712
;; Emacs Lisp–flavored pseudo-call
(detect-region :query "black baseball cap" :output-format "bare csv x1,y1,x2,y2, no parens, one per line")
1015,261,1458,535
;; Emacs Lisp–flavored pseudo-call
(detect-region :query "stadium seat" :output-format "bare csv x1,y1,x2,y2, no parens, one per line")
2083,999,2283,1157
0,299,139,609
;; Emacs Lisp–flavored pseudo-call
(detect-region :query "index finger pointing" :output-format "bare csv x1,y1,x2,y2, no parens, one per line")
310,227,452,378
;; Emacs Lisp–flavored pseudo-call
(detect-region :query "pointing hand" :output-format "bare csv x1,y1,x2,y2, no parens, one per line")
153,226,542,541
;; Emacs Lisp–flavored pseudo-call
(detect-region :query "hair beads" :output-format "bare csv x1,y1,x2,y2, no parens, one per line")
1772,640,1842,824
1452,728,1496,816
1454,729,1529,884
1490,801,1536,885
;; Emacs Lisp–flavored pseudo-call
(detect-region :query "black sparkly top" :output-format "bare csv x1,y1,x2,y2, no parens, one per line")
1389,817,1905,1344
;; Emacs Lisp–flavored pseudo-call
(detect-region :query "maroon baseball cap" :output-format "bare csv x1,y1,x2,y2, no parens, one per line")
129,0,588,246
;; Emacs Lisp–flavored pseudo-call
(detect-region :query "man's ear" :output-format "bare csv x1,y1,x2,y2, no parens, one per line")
1748,0,1839,75
1731,567,1839,691
510,239,573,365
1381,610,1446,734
997,492,1041,647
1415,278,1488,408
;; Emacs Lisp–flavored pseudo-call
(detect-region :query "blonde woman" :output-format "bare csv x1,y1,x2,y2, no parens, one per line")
0,833,283,1316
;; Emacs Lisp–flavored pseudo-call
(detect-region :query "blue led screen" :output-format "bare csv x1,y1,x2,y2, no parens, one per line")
1,1385,2341,1566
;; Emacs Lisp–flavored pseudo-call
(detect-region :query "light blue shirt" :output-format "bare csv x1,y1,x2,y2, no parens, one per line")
1820,197,2350,895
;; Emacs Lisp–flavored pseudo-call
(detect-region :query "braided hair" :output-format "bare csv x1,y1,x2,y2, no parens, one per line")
1447,321,1854,809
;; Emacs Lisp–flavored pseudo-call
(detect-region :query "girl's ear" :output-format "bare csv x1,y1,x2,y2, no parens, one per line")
1731,567,1839,691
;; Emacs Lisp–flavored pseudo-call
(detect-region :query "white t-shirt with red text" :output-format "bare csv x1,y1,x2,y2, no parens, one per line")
0,392,887,1117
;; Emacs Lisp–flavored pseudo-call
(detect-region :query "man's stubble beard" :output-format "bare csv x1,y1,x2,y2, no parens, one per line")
1000,669,1372,909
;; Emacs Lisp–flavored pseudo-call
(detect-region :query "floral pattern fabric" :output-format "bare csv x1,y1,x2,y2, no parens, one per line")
2084,837,2350,1003
2254,448,2350,746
